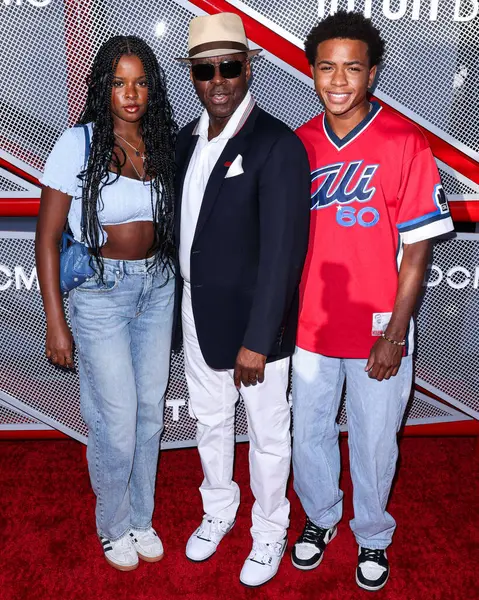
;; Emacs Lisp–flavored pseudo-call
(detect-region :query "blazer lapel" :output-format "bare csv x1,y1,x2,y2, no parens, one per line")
193,105,260,245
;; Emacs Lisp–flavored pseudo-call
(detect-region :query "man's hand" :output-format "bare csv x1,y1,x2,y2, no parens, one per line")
365,337,403,381
234,346,267,389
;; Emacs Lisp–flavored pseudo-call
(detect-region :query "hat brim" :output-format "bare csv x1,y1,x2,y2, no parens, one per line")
176,48,262,63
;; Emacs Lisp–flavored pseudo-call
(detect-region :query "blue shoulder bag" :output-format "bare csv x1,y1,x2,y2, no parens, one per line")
59,124,95,293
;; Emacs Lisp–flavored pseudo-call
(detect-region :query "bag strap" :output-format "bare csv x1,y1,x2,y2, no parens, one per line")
73,124,91,241
81,124,91,165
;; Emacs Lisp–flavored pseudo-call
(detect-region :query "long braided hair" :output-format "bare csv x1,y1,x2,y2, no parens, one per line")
77,35,177,279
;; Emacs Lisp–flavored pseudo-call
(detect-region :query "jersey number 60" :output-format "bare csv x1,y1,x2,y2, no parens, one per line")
336,206,380,228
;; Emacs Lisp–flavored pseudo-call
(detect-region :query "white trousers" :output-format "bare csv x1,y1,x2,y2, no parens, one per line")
181,283,291,543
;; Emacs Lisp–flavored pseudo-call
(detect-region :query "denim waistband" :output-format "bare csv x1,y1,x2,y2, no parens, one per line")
101,255,159,275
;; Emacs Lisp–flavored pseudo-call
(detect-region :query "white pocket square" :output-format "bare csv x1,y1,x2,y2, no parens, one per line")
225,154,244,178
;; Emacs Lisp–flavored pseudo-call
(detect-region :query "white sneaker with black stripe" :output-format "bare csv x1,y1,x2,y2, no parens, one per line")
129,527,164,562
186,515,235,562
99,533,139,571
240,536,287,587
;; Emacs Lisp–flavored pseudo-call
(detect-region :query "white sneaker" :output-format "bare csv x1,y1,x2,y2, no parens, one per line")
99,533,139,571
185,515,235,562
240,536,287,587
129,527,164,562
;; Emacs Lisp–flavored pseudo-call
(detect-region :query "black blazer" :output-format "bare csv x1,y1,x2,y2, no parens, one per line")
174,104,311,370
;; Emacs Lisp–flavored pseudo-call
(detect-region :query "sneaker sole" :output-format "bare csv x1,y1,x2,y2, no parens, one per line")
355,571,390,592
291,526,338,571
137,552,164,563
185,547,217,563
240,579,275,589
105,556,139,572
291,552,325,571
240,571,282,589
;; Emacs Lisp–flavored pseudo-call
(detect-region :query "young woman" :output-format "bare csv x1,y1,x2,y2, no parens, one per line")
35,36,177,572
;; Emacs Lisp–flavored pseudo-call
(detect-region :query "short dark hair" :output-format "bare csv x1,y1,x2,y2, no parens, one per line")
305,10,385,67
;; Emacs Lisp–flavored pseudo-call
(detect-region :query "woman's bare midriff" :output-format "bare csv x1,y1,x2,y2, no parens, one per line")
101,221,156,259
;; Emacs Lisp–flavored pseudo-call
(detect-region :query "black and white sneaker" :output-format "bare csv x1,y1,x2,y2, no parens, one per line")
356,547,390,591
291,518,337,570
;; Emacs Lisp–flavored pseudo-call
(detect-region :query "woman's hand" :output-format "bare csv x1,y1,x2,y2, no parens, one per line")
46,319,74,368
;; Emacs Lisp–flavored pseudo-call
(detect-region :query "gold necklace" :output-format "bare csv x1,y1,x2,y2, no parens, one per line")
125,151,145,182
114,132,145,160
116,141,145,181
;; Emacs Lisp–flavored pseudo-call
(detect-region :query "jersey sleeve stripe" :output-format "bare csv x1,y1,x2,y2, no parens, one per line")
397,210,450,232
399,217,454,245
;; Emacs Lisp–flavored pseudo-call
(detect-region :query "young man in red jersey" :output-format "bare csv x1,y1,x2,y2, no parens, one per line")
291,11,454,591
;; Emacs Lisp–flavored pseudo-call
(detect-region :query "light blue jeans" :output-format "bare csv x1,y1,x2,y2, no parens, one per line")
69,256,174,541
292,347,412,549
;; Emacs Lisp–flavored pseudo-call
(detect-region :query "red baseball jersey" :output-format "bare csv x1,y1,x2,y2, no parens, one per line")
296,101,454,358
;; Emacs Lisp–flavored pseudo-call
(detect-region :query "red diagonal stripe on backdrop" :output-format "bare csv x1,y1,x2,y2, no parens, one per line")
191,0,479,185
0,157,40,188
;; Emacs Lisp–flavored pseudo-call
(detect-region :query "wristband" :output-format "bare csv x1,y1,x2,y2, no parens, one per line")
381,332,406,346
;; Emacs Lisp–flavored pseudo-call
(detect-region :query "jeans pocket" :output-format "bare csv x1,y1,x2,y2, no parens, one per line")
75,271,119,294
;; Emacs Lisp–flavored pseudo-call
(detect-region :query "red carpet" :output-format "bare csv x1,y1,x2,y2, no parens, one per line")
0,437,477,600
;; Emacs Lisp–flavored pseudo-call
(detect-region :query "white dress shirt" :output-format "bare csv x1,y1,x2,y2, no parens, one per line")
179,91,255,282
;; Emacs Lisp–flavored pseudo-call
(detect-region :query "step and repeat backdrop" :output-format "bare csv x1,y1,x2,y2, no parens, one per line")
0,229,475,446
0,0,477,443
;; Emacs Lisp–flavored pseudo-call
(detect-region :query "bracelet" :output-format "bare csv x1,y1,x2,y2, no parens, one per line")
381,333,406,346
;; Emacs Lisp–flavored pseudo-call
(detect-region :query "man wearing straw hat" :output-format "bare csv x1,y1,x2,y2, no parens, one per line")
174,12,310,587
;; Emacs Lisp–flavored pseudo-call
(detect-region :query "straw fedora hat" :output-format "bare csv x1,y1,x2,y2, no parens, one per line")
176,12,262,62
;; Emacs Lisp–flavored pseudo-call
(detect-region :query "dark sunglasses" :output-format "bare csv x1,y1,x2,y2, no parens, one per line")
191,60,244,82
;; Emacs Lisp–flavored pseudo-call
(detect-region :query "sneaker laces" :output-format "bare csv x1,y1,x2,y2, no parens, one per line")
361,548,384,564
114,535,135,559
131,528,157,545
248,540,283,565
298,518,330,545
197,516,230,542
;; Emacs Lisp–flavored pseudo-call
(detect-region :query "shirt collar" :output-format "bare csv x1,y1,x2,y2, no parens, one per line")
194,91,255,142
322,100,382,151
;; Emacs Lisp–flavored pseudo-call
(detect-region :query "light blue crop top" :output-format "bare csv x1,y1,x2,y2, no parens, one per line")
39,123,154,245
